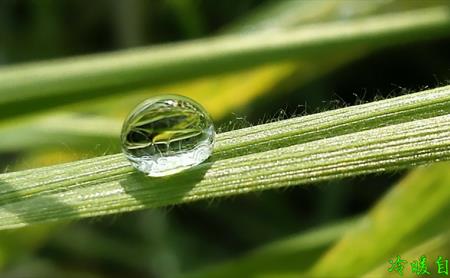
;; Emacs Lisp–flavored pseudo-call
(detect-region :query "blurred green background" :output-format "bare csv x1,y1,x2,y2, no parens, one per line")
0,0,449,277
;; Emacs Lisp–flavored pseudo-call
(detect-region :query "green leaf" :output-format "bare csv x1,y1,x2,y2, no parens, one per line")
0,7,449,120
0,113,120,153
0,85,450,230
308,162,450,277
363,230,450,277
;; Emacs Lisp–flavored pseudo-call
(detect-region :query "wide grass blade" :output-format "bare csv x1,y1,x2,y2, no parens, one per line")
0,86,450,229
362,230,450,278
309,162,450,277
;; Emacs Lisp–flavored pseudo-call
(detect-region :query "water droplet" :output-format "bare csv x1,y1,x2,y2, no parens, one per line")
121,95,215,177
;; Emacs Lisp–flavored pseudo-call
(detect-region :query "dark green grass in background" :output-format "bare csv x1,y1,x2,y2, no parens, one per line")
0,1,449,277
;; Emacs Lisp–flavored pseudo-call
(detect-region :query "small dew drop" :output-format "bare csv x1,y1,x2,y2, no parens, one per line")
121,95,215,177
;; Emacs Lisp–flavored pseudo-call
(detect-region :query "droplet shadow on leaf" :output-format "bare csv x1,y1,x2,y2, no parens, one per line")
119,160,213,208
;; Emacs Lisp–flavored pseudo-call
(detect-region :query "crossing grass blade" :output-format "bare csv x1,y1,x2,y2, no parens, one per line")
308,162,450,277
362,230,450,278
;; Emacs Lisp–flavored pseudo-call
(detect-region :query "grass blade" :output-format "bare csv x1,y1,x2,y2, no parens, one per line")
0,7,449,119
309,162,450,277
0,86,450,229
214,85,450,159
362,230,450,278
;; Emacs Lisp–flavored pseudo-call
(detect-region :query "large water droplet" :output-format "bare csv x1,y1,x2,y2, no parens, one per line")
121,95,215,177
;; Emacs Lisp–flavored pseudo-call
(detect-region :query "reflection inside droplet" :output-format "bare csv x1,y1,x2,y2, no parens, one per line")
121,95,215,177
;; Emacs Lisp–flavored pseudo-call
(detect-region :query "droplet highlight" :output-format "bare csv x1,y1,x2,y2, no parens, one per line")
121,95,215,177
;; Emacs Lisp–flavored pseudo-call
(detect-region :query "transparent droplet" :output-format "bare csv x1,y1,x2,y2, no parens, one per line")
121,95,215,177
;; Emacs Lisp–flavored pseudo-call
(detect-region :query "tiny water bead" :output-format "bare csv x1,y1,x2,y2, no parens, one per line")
121,95,215,177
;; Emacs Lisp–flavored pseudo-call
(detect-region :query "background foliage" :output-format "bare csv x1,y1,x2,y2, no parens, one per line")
0,0,449,277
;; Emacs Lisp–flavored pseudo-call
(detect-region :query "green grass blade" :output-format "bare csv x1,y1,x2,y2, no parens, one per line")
0,113,120,153
309,162,450,277
215,85,450,159
225,0,384,32
0,86,450,229
362,230,450,278
0,7,449,119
